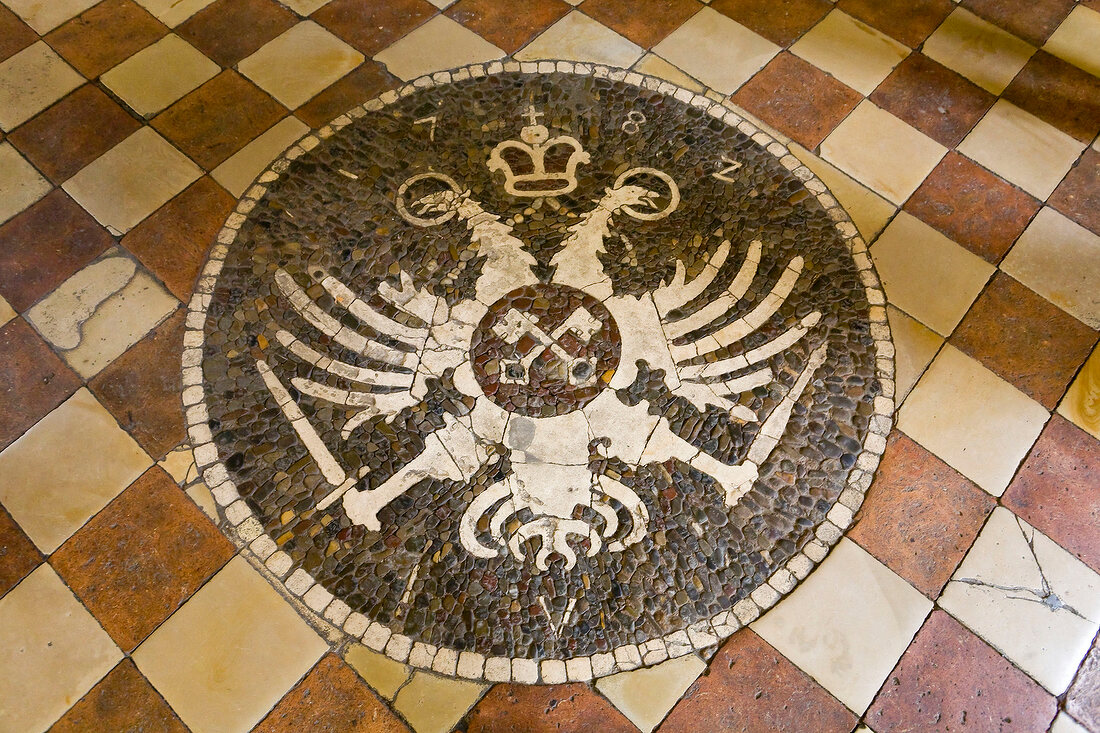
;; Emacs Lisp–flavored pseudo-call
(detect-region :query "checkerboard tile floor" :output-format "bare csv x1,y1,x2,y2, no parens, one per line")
0,0,1097,731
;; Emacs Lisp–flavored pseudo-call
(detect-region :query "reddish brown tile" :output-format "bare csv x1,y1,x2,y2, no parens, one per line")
961,0,1075,45
579,0,701,49
870,53,995,148
711,0,831,46
294,61,397,128
0,505,41,597
0,319,82,452
904,151,1040,264
44,0,167,79
1050,148,1100,236
1003,416,1100,573
48,659,187,733
8,85,141,184
313,0,436,57
867,611,1057,732
178,0,298,67
51,466,234,651
0,5,36,64
731,52,862,149
255,654,409,733
466,683,636,732
951,273,1098,408
849,432,995,598
1003,51,1100,143
1068,636,1100,732
836,0,952,47
88,309,187,460
446,0,570,54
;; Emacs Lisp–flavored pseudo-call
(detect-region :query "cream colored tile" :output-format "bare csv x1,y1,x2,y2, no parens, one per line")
651,8,778,94
212,116,309,197
239,21,365,108
898,345,1049,495
132,0,215,27
0,389,151,552
752,539,932,714
0,143,51,226
595,654,706,733
0,42,83,131
280,0,332,13
0,565,122,732
632,53,704,93
1001,207,1100,329
62,127,201,235
4,0,99,33
516,11,643,68
101,35,218,117
392,671,487,733
1057,343,1100,441
374,16,503,82
1051,711,1090,733
790,10,909,94
185,481,218,520
821,101,947,205
425,0,456,7
1045,6,1100,78
0,294,15,326
344,643,411,700
158,445,197,485
939,507,1100,694
887,305,943,403
134,556,327,733
958,100,1085,200
922,7,1035,94
790,144,896,240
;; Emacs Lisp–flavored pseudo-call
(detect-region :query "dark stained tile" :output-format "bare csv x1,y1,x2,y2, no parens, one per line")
88,309,187,460
731,52,862,150
579,0,701,49
7,85,141,184
47,659,187,733
960,0,1075,45
867,611,1057,732
1050,147,1100,236
1003,51,1100,143
0,5,36,64
255,654,410,733
904,151,1040,264
294,61,397,128
178,0,298,67
0,319,82,452
848,432,995,598
446,0,570,54
50,466,234,651
710,0,831,46
0,505,41,597
1003,416,1100,573
869,53,995,148
43,0,167,79
951,273,1098,409
313,0,437,57
1068,636,1100,732
836,0,952,47
465,683,636,733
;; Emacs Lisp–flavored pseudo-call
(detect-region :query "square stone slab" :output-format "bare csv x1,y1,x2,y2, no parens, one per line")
375,15,504,82
101,34,219,117
652,7,779,94
0,42,84,132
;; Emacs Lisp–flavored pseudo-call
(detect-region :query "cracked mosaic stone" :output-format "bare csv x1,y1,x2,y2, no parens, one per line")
187,62,894,681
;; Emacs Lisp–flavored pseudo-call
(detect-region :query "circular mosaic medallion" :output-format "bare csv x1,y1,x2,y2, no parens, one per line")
185,61,895,683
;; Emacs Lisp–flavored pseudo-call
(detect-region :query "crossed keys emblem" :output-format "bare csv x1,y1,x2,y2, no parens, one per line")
493,306,603,387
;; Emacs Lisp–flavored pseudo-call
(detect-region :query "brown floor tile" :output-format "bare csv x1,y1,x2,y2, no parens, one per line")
446,0,570,54
710,0,831,46
48,659,187,733
1003,416,1100,573
1050,148,1100,237
313,0,437,57
869,53,995,148
0,319,82,452
904,151,1040,264
731,52,862,149
87,309,186,459
579,0,701,49
0,5,36,64
178,0,298,68
0,505,42,597
44,0,167,79
836,0,952,47
1068,637,1100,732
867,611,1057,732
961,0,1075,45
466,683,636,732
295,61,397,128
152,70,286,170
255,654,409,732
7,85,141,184
1003,51,1100,143
660,629,856,732
951,273,1098,408
51,466,234,652
849,432,994,598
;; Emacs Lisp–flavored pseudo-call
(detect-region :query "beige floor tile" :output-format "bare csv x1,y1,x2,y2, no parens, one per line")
0,42,84,132
392,671,487,733
595,654,706,733
3,0,99,33
1058,344,1100,441
631,53,704,93
887,305,943,403
939,507,1100,694
790,144,896,240
280,0,332,14
133,555,328,733
1051,711,1090,733
820,100,946,205
62,127,201,235
212,116,309,197
426,0,456,7
753,539,932,714
239,21,365,108
101,35,219,118
922,7,1035,94
0,143,51,227
374,16,504,82
1044,6,1100,78
958,100,1085,200
897,345,1049,496
790,10,909,95
132,0,215,27
344,643,411,700
516,11,643,68
1000,207,1100,330
870,212,993,336
0,565,122,732
0,294,15,327
25,248,178,378
0,388,151,552
651,7,778,94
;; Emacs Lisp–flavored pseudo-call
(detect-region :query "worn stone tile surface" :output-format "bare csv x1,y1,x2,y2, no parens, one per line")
47,659,188,733
650,7,778,93
210,116,309,197
516,10,642,67
465,681,636,732
44,0,168,79
444,0,568,54
1050,147,1100,237
1044,6,1100,78
293,61,394,129
962,0,1075,45
885,306,942,403
1058,344,1100,440
177,0,298,67
710,0,830,46
100,34,220,117
0,42,84,132
313,0,437,57
1003,50,1100,145
922,7,1035,94
0,143,52,226
238,21,366,108
790,9,909,95
0,5,36,63
595,655,707,733
1067,638,1100,732
392,671,488,733
836,0,952,47
0,505,41,598
578,0,700,49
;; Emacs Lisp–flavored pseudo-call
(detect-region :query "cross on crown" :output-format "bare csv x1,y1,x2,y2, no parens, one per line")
487,106,590,197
